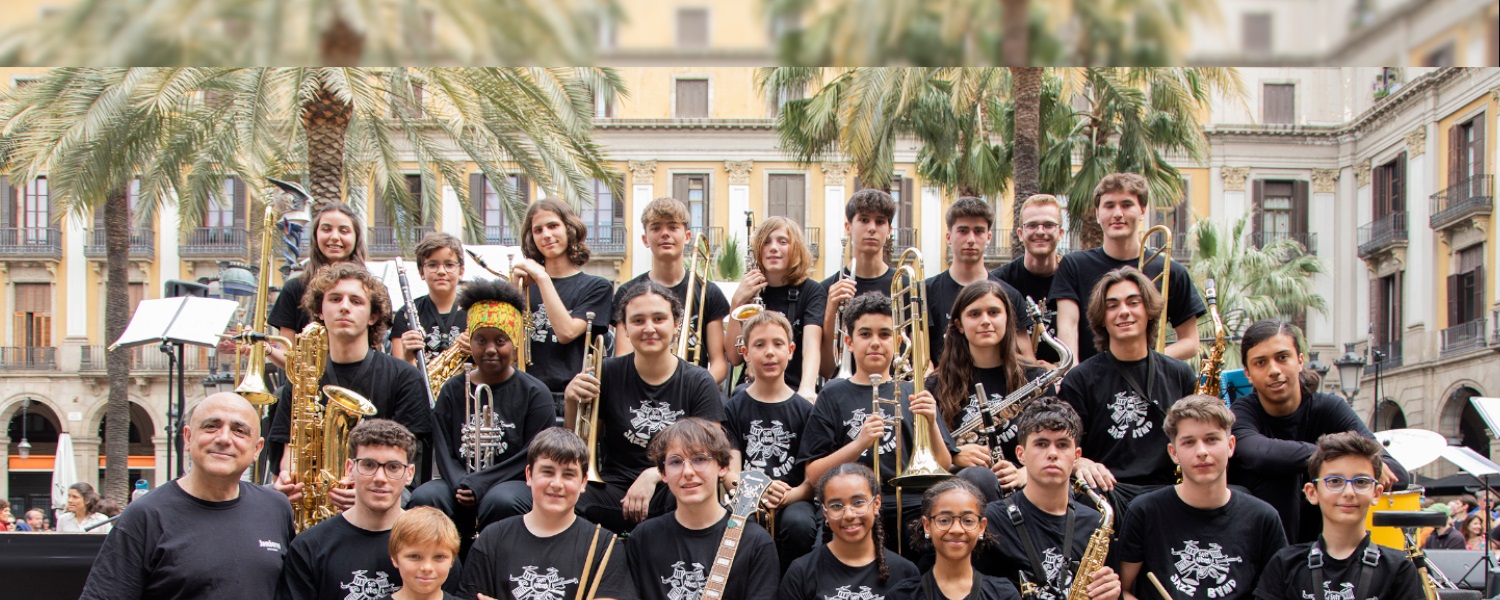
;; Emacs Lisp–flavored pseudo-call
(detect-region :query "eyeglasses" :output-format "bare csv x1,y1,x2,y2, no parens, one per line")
353,458,411,479
663,454,716,475
822,498,874,517
422,261,462,273
1319,476,1377,493
1021,221,1060,232
929,514,982,531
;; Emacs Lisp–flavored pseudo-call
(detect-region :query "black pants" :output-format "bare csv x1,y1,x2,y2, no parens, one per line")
575,482,677,534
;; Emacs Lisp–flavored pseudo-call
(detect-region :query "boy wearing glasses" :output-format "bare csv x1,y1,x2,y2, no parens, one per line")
409,279,556,538
628,418,780,600
923,196,1034,368
1118,396,1285,600
1254,432,1424,600
278,419,457,599
992,194,1065,365
978,399,1121,600
392,232,469,364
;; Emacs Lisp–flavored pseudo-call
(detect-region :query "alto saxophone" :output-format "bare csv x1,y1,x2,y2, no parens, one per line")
425,343,471,401
1065,477,1114,600
952,298,1073,446
1196,279,1226,398
286,323,378,532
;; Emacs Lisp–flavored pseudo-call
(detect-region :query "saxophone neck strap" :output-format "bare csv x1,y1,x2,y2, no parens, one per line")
1007,496,1075,592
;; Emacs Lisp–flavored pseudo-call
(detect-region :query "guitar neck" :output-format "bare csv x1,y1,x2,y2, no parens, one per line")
701,517,749,600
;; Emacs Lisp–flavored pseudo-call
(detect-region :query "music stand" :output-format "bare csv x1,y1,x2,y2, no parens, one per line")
108,290,239,478
1456,396,1500,598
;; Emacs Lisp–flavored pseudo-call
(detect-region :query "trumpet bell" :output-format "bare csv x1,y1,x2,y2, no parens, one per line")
731,303,764,321
322,385,379,417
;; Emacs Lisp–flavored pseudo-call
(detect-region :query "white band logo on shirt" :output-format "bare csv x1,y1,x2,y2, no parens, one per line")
1106,391,1152,440
661,561,707,600
1169,540,1243,597
745,420,796,478
510,566,580,600
341,569,398,600
626,401,685,448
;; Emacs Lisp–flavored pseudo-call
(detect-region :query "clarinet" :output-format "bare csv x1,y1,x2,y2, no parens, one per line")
394,257,437,408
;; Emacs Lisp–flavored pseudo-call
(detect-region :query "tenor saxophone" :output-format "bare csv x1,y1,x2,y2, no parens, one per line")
286,323,378,532
1065,477,1114,600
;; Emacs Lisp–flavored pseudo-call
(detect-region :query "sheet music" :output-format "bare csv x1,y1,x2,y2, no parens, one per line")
110,297,241,349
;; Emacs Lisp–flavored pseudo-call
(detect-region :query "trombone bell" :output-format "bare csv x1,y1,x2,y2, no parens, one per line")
1138,224,1174,354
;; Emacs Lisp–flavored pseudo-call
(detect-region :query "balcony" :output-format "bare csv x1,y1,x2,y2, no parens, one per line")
1492,309,1500,348
893,227,919,254
1364,340,1403,375
476,226,522,247
1251,231,1317,256
1441,318,1488,358
180,226,248,258
587,224,628,257
804,227,821,261
689,226,725,255
83,227,156,261
1430,174,1493,231
1356,212,1407,259
367,226,435,258
80,345,210,374
0,347,56,371
985,229,1015,262
0,227,63,260
1144,231,1193,263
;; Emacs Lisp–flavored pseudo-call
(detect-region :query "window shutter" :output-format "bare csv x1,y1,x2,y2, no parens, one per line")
1449,125,1462,188
1447,273,1460,329
790,175,806,225
232,178,247,228
13,313,24,345
38,315,51,347
0,176,11,229
1392,153,1405,214
1371,277,1384,345
1292,179,1309,236
1251,179,1264,243
516,175,532,205
1474,268,1484,321
1472,116,1486,177
676,80,709,118
1392,272,1404,341
673,174,689,202
469,173,485,232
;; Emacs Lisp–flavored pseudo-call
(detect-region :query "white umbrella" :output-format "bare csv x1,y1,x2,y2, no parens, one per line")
51,432,77,521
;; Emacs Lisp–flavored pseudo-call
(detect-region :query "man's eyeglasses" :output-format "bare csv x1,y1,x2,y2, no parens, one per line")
929,514,982,531
822,498,873,517
1021,221,1060,232
352,458,411,479
663,454,716,475
422,261,462,273
1318,476,1377,493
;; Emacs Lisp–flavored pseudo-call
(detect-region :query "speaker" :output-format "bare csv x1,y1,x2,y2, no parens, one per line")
163,279,209,298
1426,549,1493,591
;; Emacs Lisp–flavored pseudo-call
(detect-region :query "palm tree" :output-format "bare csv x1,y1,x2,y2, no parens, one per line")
0,67,622,501
1189,216,1327,368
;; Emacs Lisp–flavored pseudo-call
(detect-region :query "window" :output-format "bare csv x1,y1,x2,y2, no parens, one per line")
677,8,709,49
1449,245,1486,326
373,175,423,228
470,173,530,244
93,180,149,231
767,174,806,226
675,79,710,118
389,83,425,119
1373,154,1406,217
592,90,616,119
1424,44,1456,68
1252,179,1308,248
205,178,241,228
1449,114,1487,186
21,177,48,230
12,283,52,348
1262,84,1295,124
597,14,617,50
1374,273,1403,346
767,80,804,118
673,174,711,230
1242,13,1272,55
580,176,625,244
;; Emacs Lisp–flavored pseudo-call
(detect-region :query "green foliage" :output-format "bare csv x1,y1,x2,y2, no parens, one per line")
716,236,745,282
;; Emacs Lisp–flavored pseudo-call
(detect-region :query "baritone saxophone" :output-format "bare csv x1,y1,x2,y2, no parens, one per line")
285,323,378,532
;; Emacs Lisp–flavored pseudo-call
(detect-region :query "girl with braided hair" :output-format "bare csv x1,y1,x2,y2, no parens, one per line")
889,479,1021,600
780,463,918,600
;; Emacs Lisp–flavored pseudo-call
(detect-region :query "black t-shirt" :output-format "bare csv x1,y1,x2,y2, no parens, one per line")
801,379,960,492
723,389,814,485
80,481,296,600
388,294,468,356
269,275,312,334
927,366,1049,464
597,355,727,487
459,515,634,600
1118,487,1287,600
1228,391,1408,545
977,493,1104,597
733,279,828,391
821,266,898,303
779,545,920,600
270,350,432,443
922,270,1032,368
886,572,1021,600
276,514,404,600
613,272,731,371
431,369,557,492
375,594,461,600
1048,247,1206,364
627,512,780,600
1254,534,1424,600
991,258,1059,364
528,272,616,392
1058,351,1196,486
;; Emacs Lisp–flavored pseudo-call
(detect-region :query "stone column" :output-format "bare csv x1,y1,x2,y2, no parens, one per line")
726,161,753,250
920,186,942,265
821,162,850,279
629,161,657,276
1308,168,1340,349
1219,167,1249,225
66,213,88,341
441,183,463,237
1401,126,1429,368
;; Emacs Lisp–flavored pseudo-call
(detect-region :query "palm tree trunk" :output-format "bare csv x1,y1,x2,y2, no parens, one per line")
302,81,352,207
1009,67,1042,259
1000,0,1030,67
103,188,131,504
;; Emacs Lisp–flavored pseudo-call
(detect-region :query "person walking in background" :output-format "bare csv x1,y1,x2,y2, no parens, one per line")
18,508,47,532
56,482,111,533
0,498,13,531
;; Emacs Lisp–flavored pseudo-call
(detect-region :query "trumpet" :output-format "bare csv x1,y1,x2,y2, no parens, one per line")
460,372,506,472
832,236,856,379
569,311,607,485
731,211,765,322
674,231,713,364
867,374,902,491
1138,224,1174,353
465,248,531,372
887,248,951,489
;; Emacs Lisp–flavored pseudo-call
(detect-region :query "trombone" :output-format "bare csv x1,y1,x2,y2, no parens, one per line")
674,231,714,364
831,236,856,379
1138,224,1174,354
568,312,607,485
886,247,951,489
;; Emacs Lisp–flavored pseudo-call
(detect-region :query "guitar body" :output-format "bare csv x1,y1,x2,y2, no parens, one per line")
701,470,771,600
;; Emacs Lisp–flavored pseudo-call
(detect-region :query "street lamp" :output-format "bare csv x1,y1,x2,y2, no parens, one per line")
1306,352,1331,390
17,397,31,460
1335,343,1366,406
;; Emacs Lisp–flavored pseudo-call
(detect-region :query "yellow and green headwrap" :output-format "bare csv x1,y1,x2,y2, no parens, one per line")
457,278,527,344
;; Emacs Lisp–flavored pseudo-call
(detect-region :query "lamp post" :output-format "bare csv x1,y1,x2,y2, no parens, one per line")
1335,342,1367,409
17,397,31,460
1306,351,1331,391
